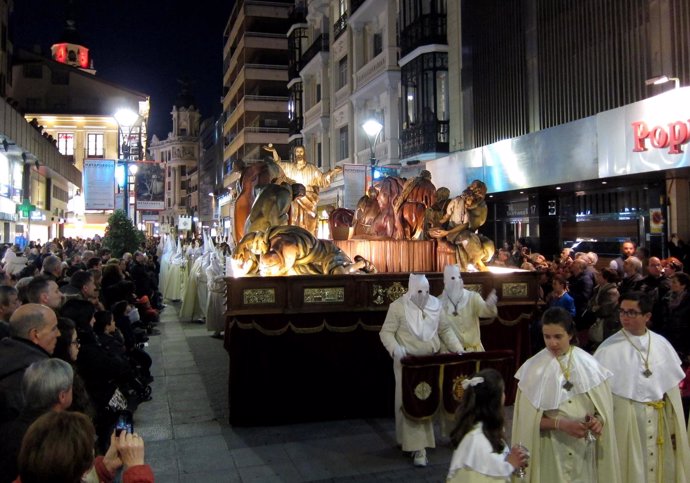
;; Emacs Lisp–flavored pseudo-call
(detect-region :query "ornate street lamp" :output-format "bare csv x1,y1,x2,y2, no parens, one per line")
362,118,383,190
113,108,142,221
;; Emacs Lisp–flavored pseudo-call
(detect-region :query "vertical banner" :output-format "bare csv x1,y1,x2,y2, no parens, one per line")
135,162,165,211
650,207,664,234
83,159,116,210
342,164,367,210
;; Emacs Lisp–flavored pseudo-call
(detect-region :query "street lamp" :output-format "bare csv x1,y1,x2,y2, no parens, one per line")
113,108,143,221
362,118,383,190
645,75,680,89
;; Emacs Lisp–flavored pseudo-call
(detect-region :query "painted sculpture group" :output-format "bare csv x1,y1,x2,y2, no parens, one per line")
229,146,495,275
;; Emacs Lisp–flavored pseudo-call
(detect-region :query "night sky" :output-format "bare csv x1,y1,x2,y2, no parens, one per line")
10,0,236,139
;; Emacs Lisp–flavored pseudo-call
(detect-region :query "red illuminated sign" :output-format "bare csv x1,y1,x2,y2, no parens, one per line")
55,43,67,63
78,48,89,68
632,120,690,154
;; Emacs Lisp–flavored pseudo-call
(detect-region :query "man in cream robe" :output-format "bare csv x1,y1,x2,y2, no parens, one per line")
439,264,497,352
379,273,463,467
594,328,690,483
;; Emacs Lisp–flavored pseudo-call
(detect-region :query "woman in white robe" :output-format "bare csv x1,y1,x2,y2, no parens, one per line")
511,306,621,483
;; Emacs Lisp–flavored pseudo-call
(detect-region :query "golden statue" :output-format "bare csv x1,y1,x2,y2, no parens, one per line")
263,144,342,236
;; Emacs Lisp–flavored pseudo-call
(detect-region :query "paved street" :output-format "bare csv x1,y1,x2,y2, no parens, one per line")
136,303,513,482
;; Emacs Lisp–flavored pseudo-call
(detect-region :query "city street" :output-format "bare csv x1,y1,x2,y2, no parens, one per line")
136,303,509,482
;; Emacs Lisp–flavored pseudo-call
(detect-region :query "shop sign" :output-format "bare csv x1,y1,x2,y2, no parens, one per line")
632,120,690,154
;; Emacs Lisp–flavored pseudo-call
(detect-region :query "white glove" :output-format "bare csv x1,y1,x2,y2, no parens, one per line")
485,289,498,307
393,345,407,360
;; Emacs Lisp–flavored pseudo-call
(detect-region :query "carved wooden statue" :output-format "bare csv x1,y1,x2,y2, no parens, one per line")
428,180,495,271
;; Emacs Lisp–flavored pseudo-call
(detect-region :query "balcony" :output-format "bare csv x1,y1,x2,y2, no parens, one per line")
300,34,329,71
333,13,348,40
354,51,386,90
399,15,447,58
401,120,449,159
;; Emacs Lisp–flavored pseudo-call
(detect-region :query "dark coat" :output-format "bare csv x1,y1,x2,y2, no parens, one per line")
0,338,50,423
0,407,44,483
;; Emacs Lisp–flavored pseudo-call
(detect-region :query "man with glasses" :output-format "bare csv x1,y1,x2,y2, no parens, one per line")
594,292,690,482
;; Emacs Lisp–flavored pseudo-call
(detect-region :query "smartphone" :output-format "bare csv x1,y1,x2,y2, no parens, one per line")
115,410,134,436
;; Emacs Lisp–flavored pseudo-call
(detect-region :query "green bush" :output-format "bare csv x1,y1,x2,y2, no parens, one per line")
102,210,145,257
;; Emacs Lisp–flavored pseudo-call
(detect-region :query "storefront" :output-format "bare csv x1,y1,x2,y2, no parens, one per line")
427,87,690,259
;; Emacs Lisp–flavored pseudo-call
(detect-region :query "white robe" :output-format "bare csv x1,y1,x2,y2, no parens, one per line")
447,423,514,482
511,347,621,483
379,296,463,452
439,289,496,352
594,329,690,483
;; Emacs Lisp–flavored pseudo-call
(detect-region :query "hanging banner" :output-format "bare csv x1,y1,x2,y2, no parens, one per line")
135,162,165,211
342,164,367,210
178,215,192,230
83,159,116,210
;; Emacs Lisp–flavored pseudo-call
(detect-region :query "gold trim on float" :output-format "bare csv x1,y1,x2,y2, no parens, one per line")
372,284,386,305
501,282,528,298
243,288,276,305
465,284,482,294
386,282,406,302
227,317,383,336
304,287,345,303
451,375,469,402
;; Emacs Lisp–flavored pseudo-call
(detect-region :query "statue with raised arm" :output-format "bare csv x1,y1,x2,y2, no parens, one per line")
428,180,495,271
263,144,342,236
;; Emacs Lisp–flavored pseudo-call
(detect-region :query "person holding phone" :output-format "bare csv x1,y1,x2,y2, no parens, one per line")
14,411,153,483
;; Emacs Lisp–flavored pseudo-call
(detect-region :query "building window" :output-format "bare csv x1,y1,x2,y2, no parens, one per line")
338,126,348,160
57,133,74,156
86,133,104,157
316,83,322,102
317,142,322,168
373,33,383,57
23,64,42,79
337,56,348,89
180,166,187,176
51,70,69,85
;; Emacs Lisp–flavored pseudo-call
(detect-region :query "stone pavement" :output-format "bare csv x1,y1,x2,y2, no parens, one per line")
135,303,513,482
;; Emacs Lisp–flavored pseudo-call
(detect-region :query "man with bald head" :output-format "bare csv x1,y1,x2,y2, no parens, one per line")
0,304,59,422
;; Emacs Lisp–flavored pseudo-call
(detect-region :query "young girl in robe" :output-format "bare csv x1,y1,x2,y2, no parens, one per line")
511,306,621,483
447,368,527,482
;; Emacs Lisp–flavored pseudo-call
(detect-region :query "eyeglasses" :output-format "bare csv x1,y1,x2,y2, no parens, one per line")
617,308,643,318
70,339,80,347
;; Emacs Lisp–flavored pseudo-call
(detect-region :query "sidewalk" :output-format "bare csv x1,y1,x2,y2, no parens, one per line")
135,303,511,482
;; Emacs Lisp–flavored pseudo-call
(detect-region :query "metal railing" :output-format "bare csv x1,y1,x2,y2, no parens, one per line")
300,33,329,70
334,13,348,40
399,15,447,57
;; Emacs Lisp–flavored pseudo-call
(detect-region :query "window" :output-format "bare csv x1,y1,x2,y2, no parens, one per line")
51,70,69,85
316,83,322,102
57,133,74,156
317,142,322,167
338,56,348,89
338,126,349,160
86,133,104,157
23,64,42,79
180,166,187,176
373,33,383,57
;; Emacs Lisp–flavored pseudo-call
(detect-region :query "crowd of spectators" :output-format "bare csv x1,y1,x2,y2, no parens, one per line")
0,236,163,482
493,238,690,373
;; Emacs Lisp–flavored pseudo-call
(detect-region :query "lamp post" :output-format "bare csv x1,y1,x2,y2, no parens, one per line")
645,75,681,90
362,119,383,190
113,109,142,222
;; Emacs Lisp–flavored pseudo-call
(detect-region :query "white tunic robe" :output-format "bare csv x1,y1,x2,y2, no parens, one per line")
594,329,690,483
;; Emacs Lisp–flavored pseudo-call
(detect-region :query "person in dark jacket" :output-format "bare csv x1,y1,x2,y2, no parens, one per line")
129,252,153,300
60,300,130,452
567,259,593,329
0,305,58,423
0,359,74,483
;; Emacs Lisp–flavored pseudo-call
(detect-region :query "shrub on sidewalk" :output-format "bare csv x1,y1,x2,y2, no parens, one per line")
103,210,145,257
